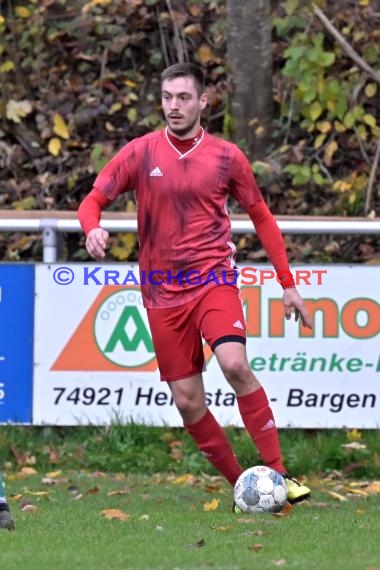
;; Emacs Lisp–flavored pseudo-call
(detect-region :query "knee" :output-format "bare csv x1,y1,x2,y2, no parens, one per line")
222,359,251,384
173,393,205,422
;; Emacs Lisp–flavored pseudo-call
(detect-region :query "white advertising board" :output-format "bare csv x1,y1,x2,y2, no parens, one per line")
33,264,380,427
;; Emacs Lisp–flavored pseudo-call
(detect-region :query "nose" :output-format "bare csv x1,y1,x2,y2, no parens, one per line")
169,97,179,110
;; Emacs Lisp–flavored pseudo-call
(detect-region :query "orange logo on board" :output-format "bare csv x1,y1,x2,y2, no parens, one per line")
51,286,213,372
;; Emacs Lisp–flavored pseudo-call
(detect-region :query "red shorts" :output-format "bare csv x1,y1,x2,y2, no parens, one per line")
147,285,246,381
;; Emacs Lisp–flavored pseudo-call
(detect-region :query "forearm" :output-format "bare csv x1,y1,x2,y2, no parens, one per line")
247,200,295,289
78,188,111,236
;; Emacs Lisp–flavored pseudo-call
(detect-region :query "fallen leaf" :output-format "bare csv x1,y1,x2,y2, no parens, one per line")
281,501,293,514
248,543,263,552
0,60,15,73
6,99,32,123
364,481,380,495
346,429,362,441
314,133,327,149
347,481,368,488
272,559,287,566
48,137,62,156
47,447,60,464
169,439,183,449
46,470,62,478
237,517,257,524
20,501,39,513
341,442,367,450
8,494,23,501
109,102,123,114
169,448,183,461
112,473,127,481
210,525,234,531
85,485,100,495
12,197,37,211
185,539,205,548
327,491,348,502
107,489,130,496
316,120,331,134
188,4,202,16
183,23,202,37
203,498,220,512
204,483,223,493
105,121,115,132
172,474,196,486
139,514,149,521
363,113,376,127
101,508,130,521
344,488,368,497
309,101,322,121
42,477,70,485
273,502,293,517
322,470,344,481
253,529,271,536
197,44,214,64
11,446,31,466
15,6,30,17
19,467,38,477
53,113,70,139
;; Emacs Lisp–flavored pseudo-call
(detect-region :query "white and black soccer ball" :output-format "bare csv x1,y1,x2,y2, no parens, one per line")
233,465,287,513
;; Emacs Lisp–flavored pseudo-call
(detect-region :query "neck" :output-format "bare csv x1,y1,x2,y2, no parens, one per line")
167,122,202,140
165,126,204,155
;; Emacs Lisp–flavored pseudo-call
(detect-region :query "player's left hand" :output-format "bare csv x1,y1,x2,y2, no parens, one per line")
283,287,312,329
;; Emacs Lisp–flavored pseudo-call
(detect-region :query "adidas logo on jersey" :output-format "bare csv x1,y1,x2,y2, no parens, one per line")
150,166,163,177
232,320,244,330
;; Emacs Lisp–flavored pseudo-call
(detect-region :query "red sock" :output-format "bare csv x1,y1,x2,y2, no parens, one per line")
237,388,285,473
184,409,243,485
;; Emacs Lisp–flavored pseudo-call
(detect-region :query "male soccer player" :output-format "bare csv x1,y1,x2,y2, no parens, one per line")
0,473,14,530
78,62,312,505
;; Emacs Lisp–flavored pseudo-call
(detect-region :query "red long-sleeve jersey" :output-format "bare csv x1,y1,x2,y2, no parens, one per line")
78,127,294,308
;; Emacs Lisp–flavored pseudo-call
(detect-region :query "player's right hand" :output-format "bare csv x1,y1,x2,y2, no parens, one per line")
86,227,109,259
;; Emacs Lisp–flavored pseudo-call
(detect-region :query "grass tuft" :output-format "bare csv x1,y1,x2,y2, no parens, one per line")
1,425,379,479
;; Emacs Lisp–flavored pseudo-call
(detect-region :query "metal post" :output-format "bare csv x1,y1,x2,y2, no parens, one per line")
41,220,58,263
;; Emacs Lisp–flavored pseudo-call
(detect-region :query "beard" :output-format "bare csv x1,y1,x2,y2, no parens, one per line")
166,115,199,138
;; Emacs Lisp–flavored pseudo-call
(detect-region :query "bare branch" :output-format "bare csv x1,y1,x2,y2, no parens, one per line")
156,6,170,67
312,3,380,86
165,0,184,64
353,125,371,166
100,47,108,81
364,139,380,215
315,154,334,183
284,93,294,146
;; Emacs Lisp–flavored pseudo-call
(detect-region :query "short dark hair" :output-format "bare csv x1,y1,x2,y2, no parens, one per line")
161,63,205,96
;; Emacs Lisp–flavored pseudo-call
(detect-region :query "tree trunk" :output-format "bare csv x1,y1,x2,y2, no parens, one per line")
226,0,274,159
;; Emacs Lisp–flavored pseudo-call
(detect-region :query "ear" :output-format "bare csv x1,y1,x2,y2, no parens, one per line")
199,91,208,110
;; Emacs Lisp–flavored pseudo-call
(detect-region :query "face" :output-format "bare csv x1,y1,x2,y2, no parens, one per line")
161,75,208,139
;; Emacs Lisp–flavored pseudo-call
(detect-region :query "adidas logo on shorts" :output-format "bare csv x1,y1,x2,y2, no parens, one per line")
232,320,244,330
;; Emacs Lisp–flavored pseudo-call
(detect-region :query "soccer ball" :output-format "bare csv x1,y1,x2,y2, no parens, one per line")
233,465,287,513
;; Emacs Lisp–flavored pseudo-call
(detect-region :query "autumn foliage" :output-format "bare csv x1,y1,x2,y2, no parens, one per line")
0,0,379,263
